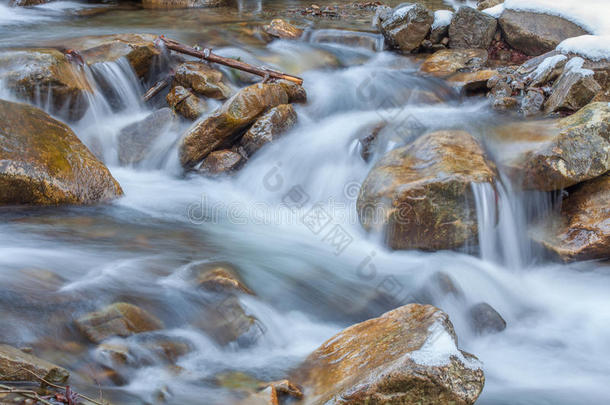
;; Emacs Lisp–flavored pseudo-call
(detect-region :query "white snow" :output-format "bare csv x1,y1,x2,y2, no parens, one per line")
393,4,415,19
503,0,610,36
564,57,594,77
557,35,610,61
432,10,453,30
527,54,567,81
483,3,504,18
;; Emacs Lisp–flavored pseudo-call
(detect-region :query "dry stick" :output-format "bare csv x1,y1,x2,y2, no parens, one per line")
0,384,54,405
19,369,105,405
158,36,304,85
142,74,174,102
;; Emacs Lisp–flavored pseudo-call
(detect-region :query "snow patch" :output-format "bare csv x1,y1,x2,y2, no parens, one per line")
557,35,610,62
432,10,453,30
483,3,504,18
393,4,415,19
527,54,567,81
564,57,594,77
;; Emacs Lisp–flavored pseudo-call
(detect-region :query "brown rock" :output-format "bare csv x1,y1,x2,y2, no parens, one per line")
533,173,609,261
9,0,48,5
448,69,498,93
179,82,289,169
76,302,164,343
477,0,503,10
492,96,518,111
278,80,307,104
521,89,545,117
142,0,228,9
420,49,488,76
241,386,279,405
449,6,497,49
239,104,297,157
357,130,496,251
197,296,265,346
192,263,253,294
380,4,434,52
199,150,245,175
118,108,178,165
0,100,123,206
544,62,601,114
166,85,207,120
292,304,485,405
174,62,232,99
498,9,589,56
0,344,69,383
263,19,303,40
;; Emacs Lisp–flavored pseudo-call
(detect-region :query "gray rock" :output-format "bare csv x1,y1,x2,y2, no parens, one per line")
118,108,178,165
449,6,497,49
468,303,506,335
239,104,297,157
544,59,601,114
521,89,545,117
380,4,434,52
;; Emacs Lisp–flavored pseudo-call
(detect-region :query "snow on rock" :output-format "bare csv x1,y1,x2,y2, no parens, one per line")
557,35,610,61
483,3,504,18
432,9,453,30
564,57,594,77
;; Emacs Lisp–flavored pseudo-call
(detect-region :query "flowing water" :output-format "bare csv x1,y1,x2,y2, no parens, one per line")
1,1,609,404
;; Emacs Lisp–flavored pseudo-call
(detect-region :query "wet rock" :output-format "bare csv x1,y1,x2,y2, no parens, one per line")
241,386,279,405
142,0,229,9
9,0,48,5
65,33,160,78
166,85,207,120
261,380,303,400
525,54,567,87
448,69,497,94
239,104,297,157
197,296,265,346
76,302,164,343
372,5,392,29
179,82,289,169
498,9,589,56
379,4,434,53
199,150,245,175
521,89,545,117
357,130,496,251
97,343,130,365
173,62,232,100
192,263,253,294
263,19,303,40
278,80,307,104
429,10,452,44
118,108,178,165
413,272,465,305
544,59,601,114
494,102,610,190
533,173,609,261
492,96,518,111
0,48,92,121
357,121,386,162
477,0,502,10
0,344,69,383
449,6,497,50
468,303,506,335
420,48,488,76
0,100,123,205
292,304,485,405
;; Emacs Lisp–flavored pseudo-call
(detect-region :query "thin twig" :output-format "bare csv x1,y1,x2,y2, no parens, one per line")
19,368,105,405
0,384,55,405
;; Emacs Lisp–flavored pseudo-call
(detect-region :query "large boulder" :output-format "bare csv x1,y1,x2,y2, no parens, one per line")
379,4,434,53
533,173,609,261
142,0,228,8
494,102,609,191
544,58,601,114
179,82,289,169
0,344,69,383
420,49,488,76
0,100,123,205
173,62,232,100
0,49,92,121
239,104,297,157
498,9,589,56
449,7,497,50
292,304,485,405
118,108,178,165
357,130,496,251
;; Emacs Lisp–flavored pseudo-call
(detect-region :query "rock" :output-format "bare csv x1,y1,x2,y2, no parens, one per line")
239,104,297,157
521,89,545,117
0,100,123,205
498,9,589,56
420,49,488,76
166,85,207,120
199,150,245,175
429,10,452,44
492,96,518,111
468,303,506,335
173,62,232,100
260,380,303,400
448,69,497,93
278,80,307,104
9,0,48,5
544,58,601,114
372,5,392,29
449,7,497,50
493,102,610,190
142,0,228,9
197,296,265,346
357,130,496,251
380,4,434,52
292,304,484,405
0,344,69,383
477,0,502,10
241,386,279,405
118,108,178,165
0,48,92,121
358,121,386,162
263,19,303,40
525,54,567,87
76,302,164,343
192,263,253,294
179,82,289,169
533,173,609,261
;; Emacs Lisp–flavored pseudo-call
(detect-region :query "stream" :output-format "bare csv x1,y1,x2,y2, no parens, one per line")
1,1,609,404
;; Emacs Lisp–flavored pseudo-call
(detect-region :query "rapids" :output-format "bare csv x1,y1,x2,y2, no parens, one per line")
0,1,609,404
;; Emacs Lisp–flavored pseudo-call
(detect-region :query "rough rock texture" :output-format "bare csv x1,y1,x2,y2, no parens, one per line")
173,62,232,99
0,48,92,121
142,0,228,9
9,0,49,5
263,19,303,40
278,80,307,104
75,302,164,343
544,68,601,114
477,0,502,10
0,100,123,205
420,49,488,76
118,108,178,165
239,104,297,157
357,130,496,251
380,4,434,52
179,82,289,169
166,85,207,120
468,303,506,335
498,9,589,56
496,102,609,191
449,7,497,50
533,173,609,261
0,344,69,383
198,149,245,175
292,304,485,405
492,96,518,111
521,89,545,117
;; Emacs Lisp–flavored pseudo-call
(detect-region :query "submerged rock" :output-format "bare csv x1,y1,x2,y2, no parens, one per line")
292,304,485,405
0,344,69,383
198,150,245,176
533,173,609,262
449,6,497,50
468,303,506,335
173,62,232,100
192,262,253,294
166,85,207,120
420,49,488,76
357,130,496,251
498,9,589,56
263,19,303,40
520,89,545,117
179,82,289,169
239,104,297,157
448,69,498,94
0,100,123,205
379,4,434,52
76,302,164,343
